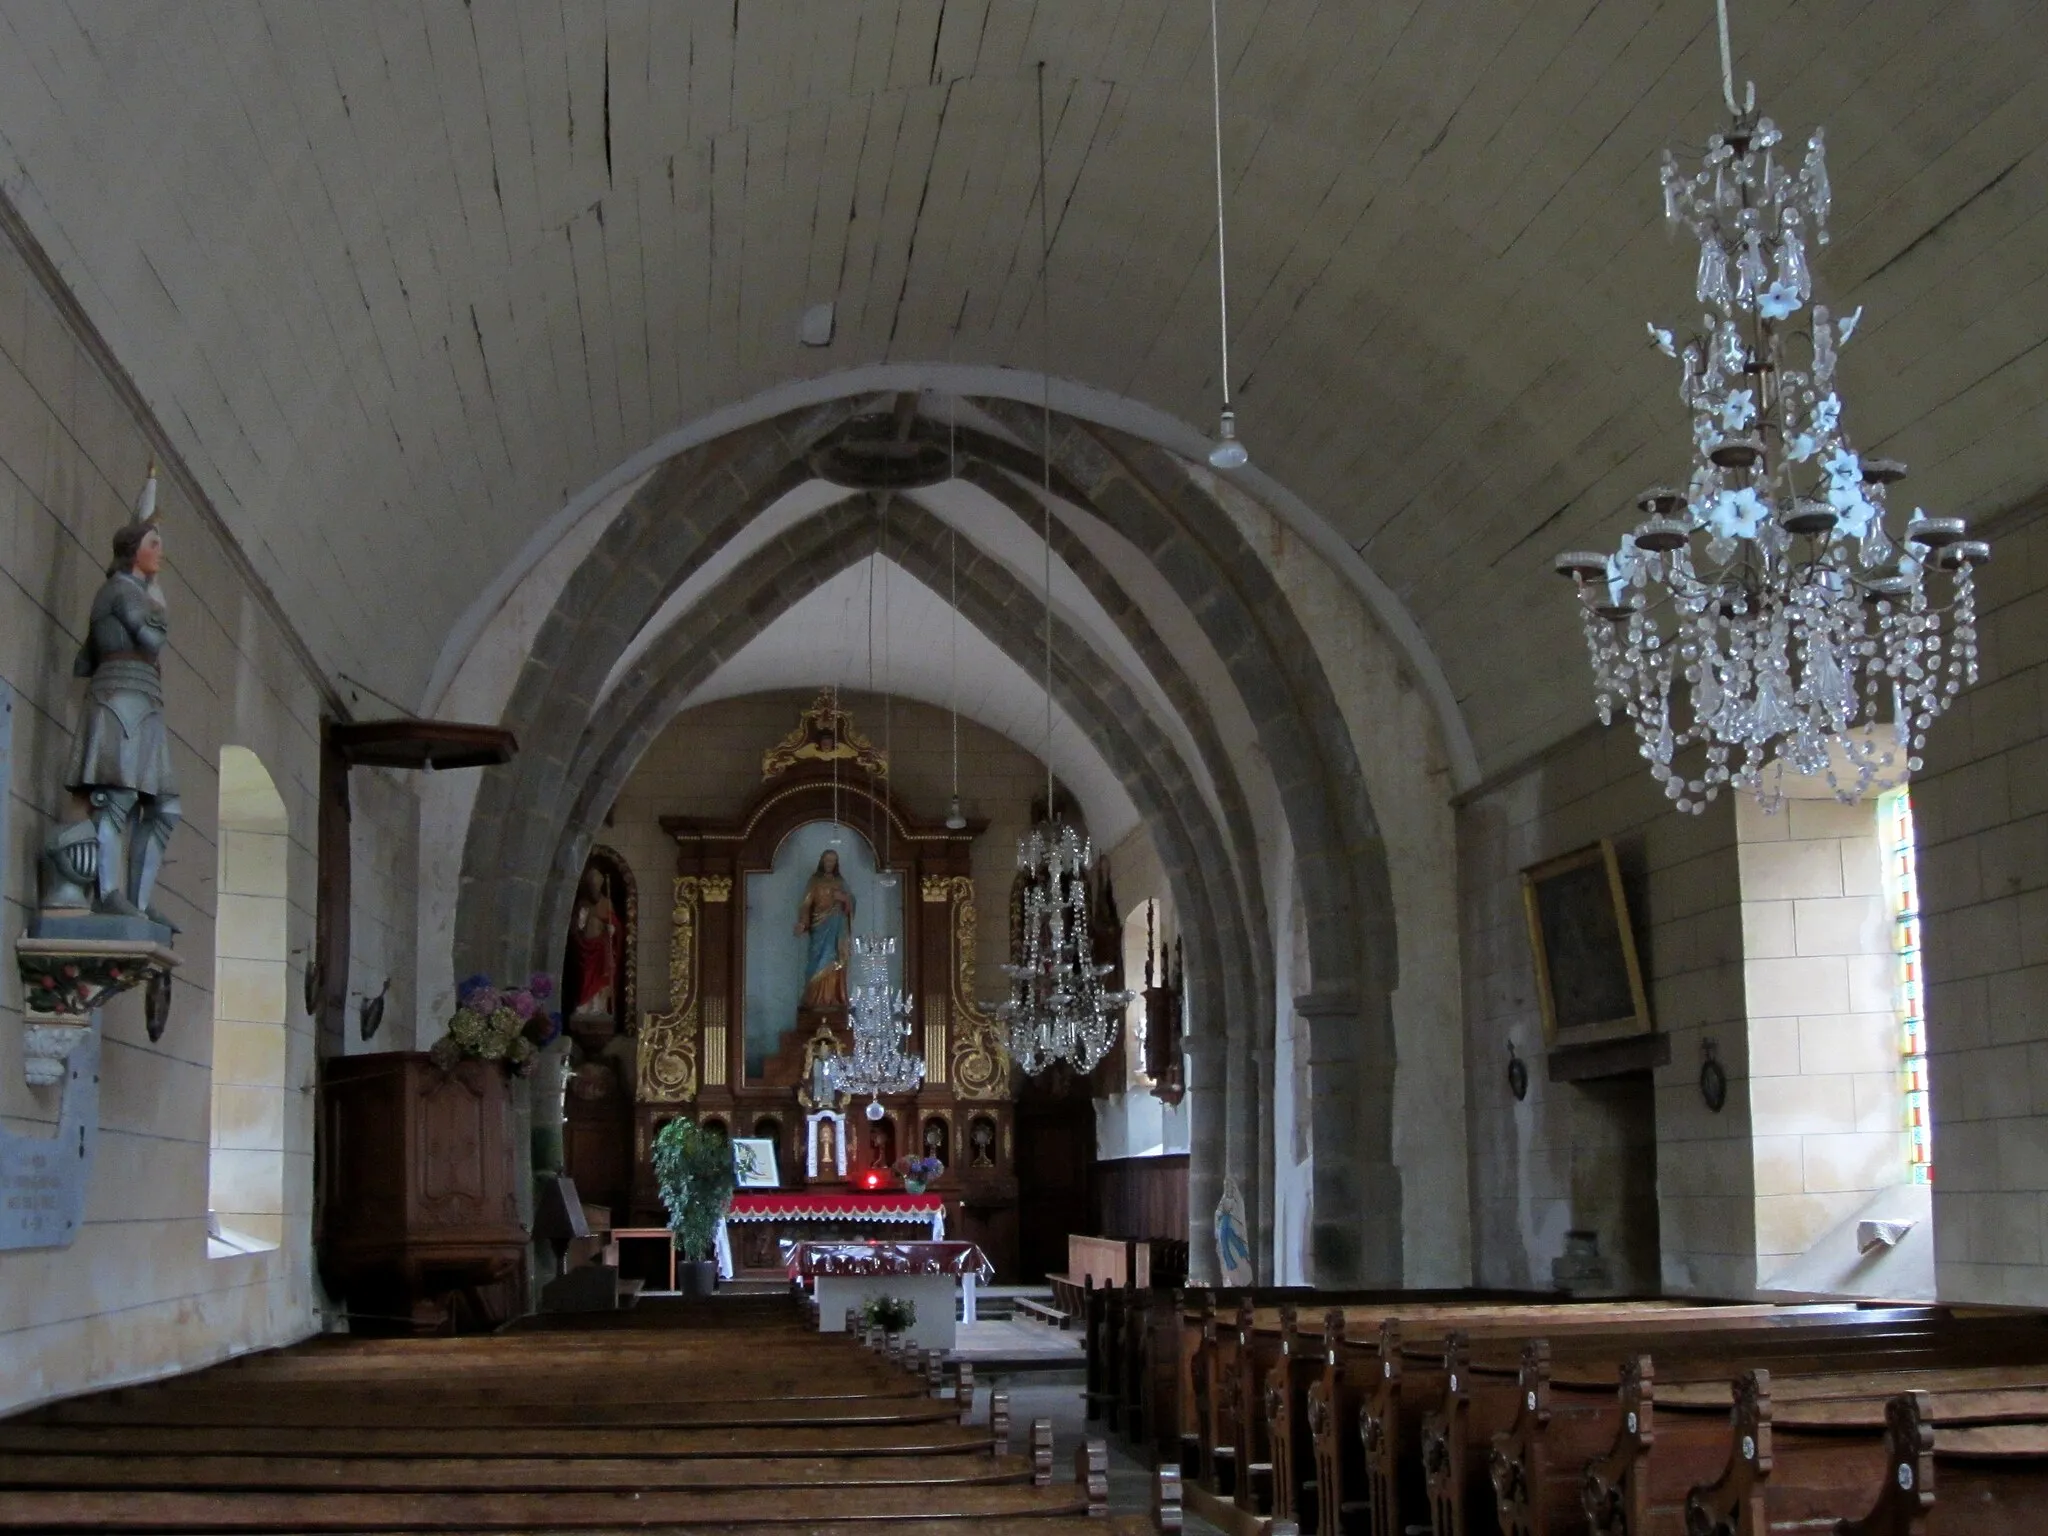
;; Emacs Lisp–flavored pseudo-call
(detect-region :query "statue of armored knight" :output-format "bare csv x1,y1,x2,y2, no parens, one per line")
35,471,181,942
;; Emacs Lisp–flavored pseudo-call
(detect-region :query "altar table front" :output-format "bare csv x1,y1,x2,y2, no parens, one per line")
713,1191,945,1280
787,1239,993,1352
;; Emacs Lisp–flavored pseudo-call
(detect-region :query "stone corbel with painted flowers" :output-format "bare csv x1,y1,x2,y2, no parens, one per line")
15,936,179,1089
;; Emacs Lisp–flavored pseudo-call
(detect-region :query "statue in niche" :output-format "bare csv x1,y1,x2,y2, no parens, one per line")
816,1118,839,1177
37,477,181,941
567,866,621,1024
794,849,855,1010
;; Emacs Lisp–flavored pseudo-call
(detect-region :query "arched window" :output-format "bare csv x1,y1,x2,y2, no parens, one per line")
208,747,290,1257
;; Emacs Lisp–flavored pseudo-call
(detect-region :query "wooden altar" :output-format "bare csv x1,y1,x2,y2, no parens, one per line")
605,693,1023,1277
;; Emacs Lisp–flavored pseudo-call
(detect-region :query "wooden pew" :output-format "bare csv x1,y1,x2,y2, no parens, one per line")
1305,1304,2040,1536
1580,1358,2048,1536
0,1294,1163,1535
1419,1314,2048,1536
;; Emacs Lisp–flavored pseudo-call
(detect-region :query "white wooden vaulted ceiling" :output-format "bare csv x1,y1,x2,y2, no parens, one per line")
1,2,2042,773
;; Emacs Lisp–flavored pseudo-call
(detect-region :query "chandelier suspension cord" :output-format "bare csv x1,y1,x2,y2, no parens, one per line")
865,523,879,857
948,320,961,812
880,493,894,879
1209,0,1233,411
1714,0,1754,117
1037,59,1054,823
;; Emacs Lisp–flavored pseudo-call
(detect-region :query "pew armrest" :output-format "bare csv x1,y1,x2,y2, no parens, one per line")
1076,1438,1109,1515
990,1389,1011,1457
1031,1417,1055,1487
1154,1466,1184,1534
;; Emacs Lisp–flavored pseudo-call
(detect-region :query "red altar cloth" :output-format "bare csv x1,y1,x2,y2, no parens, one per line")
727,1192,944,1223
784,1239,993,1281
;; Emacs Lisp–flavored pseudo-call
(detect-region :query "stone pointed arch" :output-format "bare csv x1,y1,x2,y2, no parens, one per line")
974,401,1404,1286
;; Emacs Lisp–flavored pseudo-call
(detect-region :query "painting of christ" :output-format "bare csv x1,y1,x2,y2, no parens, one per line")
742,820,900,1081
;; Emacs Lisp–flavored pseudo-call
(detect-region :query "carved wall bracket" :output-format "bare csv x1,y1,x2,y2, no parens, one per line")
15,937,179,1088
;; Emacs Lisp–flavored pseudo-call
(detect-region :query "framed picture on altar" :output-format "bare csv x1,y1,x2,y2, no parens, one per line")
732,1137,781,1189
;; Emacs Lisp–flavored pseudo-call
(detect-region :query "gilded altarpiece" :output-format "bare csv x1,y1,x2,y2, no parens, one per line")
628,702,1020,1275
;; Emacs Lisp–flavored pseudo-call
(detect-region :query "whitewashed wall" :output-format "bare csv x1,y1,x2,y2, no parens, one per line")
0,213,417,1414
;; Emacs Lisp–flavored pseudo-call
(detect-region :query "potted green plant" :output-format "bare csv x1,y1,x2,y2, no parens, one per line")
652,1118,737,1297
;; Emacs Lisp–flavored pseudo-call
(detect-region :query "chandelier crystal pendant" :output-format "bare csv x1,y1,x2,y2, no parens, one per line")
999,822,1129,1076
1555,0,1988,814
838,935,923,1113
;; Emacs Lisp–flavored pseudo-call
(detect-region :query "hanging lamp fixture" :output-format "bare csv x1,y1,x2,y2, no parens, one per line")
840,935,924,1113
997,62,1133,1077
1555,0,1987,814
1205,0,1248,470
873,497,900,891
839,498,922,1109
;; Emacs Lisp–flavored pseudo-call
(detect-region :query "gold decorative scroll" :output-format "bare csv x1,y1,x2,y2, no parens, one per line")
762,686,889,781
928,874,1008,1099
637,876,704,1103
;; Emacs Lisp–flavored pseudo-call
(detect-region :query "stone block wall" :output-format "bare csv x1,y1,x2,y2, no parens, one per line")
0,210,416,1413
1459,725,1753,1297
1915,503,2048,1303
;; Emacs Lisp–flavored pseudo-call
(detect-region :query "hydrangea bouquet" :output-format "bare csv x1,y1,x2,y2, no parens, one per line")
431,972,562,1076
893,1154,944,1192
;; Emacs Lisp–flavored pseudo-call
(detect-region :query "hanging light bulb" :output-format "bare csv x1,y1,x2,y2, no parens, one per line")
1204,0,1249,472
1208,408,1248,470
946,795,967,831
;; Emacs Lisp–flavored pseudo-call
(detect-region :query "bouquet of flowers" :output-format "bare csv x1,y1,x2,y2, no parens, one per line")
431,972,561,1076
861,1294,917,1334
893,1154,944,1190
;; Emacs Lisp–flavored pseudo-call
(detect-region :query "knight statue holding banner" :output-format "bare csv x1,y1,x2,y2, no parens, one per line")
35,469,181,943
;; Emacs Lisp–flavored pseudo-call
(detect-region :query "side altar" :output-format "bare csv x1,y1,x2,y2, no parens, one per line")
580,692,1022,1278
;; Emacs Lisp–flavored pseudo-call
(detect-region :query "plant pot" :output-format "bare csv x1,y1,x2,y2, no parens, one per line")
902,1180,927,1195
677,1258,719,1297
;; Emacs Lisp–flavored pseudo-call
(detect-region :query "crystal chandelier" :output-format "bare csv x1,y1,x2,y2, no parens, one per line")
1555,0,1988,814
999,822,1129,1076
996,65,1132,1077
837,935,923,1116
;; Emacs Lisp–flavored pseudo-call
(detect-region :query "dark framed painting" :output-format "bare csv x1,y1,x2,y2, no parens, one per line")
1519,840,1652,1046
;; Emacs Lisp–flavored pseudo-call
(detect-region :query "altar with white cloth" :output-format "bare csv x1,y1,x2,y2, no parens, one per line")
713,1191,945,1280
785,1239,993,1353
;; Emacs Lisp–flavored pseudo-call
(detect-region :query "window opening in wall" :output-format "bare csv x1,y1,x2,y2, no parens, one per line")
208,747,291,1257
1880,788,1931,1185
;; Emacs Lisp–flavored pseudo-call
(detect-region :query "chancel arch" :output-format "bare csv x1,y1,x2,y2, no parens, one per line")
436,382,1460,1287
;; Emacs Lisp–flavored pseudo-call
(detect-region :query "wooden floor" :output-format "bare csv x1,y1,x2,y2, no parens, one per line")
0,1294,1168,1534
